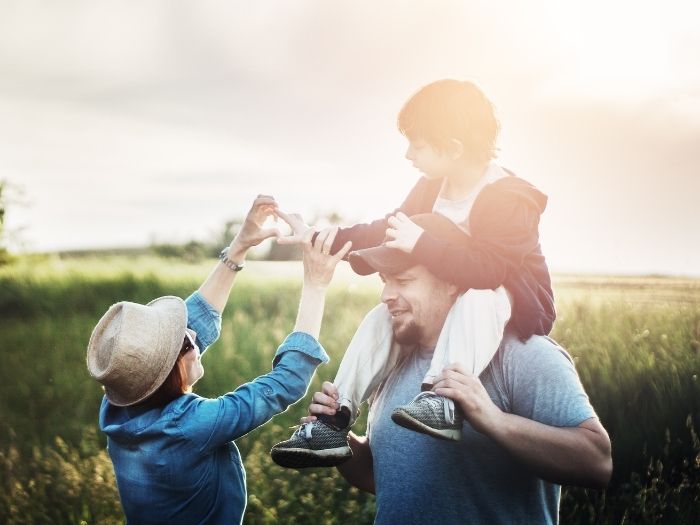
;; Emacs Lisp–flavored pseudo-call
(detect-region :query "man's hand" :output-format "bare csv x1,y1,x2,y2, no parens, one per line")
435,363,612,488
300,381,341,423
384,212,424,253
229,195,280,256
433,363,504,435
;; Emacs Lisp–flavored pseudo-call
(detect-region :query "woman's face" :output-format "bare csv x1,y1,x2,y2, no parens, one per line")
182,328,204,387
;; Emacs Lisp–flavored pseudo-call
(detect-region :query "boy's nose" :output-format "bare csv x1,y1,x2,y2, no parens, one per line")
404,145,414,161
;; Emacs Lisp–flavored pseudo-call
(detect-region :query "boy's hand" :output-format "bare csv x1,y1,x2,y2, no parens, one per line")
300,381,341,423
384,212,424,253
274,209,312,245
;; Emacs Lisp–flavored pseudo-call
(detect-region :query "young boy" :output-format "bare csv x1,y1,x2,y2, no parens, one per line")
271,79,555,468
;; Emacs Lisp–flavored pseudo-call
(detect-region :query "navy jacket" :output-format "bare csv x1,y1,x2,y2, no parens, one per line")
328,174,556,340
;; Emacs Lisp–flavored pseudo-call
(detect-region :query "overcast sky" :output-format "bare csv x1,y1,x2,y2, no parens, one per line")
1,0,698,275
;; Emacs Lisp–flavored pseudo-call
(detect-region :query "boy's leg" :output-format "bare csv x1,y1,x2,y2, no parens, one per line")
392,288,511,441
331,302,397,427
425,286,511,382
271,303,396,468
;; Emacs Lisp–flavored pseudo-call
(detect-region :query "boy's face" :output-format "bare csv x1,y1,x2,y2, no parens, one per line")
404,138,456,180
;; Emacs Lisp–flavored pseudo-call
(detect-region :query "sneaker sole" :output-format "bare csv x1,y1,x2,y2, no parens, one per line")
270,446,353,469
391,409,461,442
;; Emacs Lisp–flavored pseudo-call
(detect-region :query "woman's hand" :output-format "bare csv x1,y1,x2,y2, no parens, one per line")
384,212,424,253
229,195,281,257
302,227,352,289
274,209,313,245
300,381,341,423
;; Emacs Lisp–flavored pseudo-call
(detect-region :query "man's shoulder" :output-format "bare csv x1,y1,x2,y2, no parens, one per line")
498,333,575,371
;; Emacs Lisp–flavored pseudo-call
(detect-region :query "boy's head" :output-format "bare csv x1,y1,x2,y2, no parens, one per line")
397,79,499,166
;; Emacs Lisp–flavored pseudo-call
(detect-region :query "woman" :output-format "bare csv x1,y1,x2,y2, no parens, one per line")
87,195,351,524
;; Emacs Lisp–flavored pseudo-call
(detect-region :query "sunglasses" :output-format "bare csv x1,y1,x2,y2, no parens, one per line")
181,331,197,354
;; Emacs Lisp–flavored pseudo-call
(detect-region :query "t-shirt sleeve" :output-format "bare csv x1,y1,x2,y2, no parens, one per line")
502,336,597,428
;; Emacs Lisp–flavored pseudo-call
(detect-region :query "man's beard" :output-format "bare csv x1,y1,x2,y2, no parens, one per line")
393,319,422,345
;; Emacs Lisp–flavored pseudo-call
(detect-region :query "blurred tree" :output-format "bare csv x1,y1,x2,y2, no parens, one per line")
0,181,9,264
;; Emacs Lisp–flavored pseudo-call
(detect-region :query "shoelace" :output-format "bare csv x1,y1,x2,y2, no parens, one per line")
297,422,314,440
413,391,456,425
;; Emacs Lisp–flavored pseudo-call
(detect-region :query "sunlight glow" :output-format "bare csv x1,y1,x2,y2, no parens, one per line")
551,0,679,98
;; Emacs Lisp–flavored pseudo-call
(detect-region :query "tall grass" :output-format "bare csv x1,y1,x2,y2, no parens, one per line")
1,257,698,524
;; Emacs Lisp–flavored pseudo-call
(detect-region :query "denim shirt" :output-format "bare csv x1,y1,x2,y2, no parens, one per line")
100,291,329,525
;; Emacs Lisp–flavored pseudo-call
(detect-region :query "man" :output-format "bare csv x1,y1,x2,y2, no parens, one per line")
295,213,612,524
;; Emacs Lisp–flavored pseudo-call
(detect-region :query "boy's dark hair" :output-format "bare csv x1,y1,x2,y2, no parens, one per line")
397,79,500,163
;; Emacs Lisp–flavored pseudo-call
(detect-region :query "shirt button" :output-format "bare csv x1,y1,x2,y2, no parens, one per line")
264,387,273,396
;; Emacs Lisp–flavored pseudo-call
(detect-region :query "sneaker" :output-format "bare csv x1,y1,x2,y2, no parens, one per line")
270,420,352,469
391,392,463,441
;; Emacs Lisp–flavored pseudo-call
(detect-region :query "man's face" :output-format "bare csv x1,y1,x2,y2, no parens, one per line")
380,265,457,348
404,138,455,180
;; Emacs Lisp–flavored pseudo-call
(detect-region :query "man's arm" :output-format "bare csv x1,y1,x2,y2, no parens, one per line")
434,363,613,489
337,432,375,494
489,413,611,488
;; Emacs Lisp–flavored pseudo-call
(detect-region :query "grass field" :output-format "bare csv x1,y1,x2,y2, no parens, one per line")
1,255,698,524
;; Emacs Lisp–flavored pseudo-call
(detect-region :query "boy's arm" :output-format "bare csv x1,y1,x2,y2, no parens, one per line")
327,176,441,256
412,186,543,290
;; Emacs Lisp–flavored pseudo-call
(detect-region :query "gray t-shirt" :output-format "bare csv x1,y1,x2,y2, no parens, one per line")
368,334,597,525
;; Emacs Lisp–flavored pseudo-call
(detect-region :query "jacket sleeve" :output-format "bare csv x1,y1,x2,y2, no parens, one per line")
185,292,221,355
411,188,542,290
181,332,329,452
327,177,438,257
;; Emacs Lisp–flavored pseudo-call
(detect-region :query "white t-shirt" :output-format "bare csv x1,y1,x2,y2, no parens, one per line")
432,162,508,234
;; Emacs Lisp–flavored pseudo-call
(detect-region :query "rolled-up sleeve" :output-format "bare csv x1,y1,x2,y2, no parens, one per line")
185,292,221,353
272,331,330,365
181,331,330,451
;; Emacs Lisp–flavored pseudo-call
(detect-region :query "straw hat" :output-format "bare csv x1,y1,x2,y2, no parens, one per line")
87,296,187,407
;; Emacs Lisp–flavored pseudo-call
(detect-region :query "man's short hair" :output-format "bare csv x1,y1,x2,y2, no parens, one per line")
397,79,500,163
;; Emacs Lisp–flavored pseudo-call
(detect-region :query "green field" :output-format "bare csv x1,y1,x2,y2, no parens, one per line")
1,256,698,524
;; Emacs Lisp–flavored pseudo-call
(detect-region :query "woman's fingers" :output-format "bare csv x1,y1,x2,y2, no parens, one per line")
311,228,327,250
332,241,353,262
322,227,338,255
257,228,281,241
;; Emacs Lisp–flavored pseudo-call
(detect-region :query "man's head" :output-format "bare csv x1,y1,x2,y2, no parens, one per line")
397,79,499,176
349,214,466,347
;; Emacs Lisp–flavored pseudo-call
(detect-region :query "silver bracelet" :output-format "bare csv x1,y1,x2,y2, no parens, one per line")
219,247,244,272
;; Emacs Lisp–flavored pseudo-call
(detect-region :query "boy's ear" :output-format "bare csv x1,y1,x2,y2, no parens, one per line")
448,139,464,160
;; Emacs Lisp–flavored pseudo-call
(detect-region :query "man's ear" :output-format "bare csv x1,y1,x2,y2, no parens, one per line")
447,139,464,160
447,282,461,298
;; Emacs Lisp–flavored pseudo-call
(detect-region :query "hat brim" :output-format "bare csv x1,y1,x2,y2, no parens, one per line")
102,296,187,407
348,245,415,276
